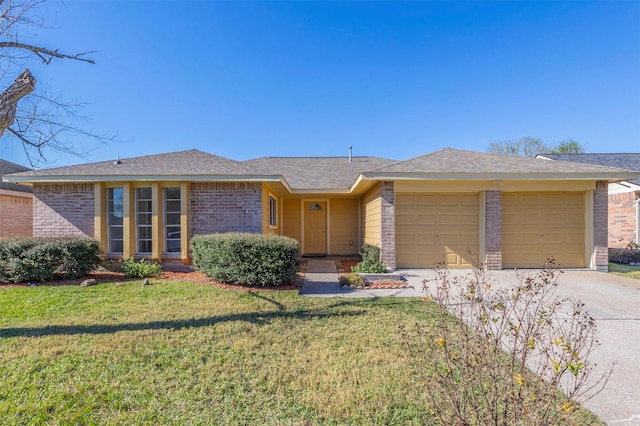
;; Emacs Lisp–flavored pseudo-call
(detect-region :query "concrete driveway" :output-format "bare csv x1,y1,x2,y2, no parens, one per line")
401,269,640,426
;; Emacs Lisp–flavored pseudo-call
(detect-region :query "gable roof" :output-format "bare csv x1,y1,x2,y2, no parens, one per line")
365,148,638,180
243,156,396,190
3,149,282,184
538,153,640,185
0,159,32,193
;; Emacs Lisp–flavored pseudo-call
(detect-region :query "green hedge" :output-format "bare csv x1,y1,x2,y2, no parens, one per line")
190,233,300,286
0,238,101,283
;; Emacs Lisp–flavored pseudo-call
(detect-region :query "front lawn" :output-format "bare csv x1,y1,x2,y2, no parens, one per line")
0,280,603,425
608,262,640,279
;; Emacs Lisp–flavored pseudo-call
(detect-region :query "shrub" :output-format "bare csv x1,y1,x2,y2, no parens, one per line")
190,233,300,286
0,237,101,283
609,248,640,265
120,258,162,278
339,272,365,287
401,259,612,425
352,243,387,273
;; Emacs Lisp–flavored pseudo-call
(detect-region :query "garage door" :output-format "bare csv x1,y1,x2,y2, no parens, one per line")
396,193,479,268
502,192,586,268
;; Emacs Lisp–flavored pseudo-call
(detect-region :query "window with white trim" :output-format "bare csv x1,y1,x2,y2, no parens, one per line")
136,187,153,254
107,187,124,254
269,195,277,228
164,187,181,253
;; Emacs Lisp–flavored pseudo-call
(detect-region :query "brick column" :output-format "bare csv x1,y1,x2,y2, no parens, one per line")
380,181,396,270
484,190,502,270
594,181,609,271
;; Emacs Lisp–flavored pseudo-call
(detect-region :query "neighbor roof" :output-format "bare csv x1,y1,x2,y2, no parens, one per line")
243,156,396,190
0,159,32,193
538,153,640,185
365,148,639,180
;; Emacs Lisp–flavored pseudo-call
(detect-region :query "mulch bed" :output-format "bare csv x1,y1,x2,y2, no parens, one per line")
0,261,308,292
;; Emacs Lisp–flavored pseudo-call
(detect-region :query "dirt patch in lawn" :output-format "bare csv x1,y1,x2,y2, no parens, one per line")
335,259,409,289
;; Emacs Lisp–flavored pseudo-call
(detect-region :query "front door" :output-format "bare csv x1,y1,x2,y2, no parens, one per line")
304,201,327,255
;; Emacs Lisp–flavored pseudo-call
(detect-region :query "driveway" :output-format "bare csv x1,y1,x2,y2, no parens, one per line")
401,269,640,426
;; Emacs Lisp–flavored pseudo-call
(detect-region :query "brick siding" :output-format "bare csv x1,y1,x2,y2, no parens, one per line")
190,182,262,236
380,181,396,269
33,184,94,237
608,191,639,248
594,181,609,270
0,193,32,237
484,190,502,270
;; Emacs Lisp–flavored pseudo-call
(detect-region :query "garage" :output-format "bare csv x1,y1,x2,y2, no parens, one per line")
502,192,586,268
396,193,479,268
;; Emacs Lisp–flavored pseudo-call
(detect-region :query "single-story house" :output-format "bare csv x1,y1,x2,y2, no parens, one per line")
0,159,33,238
537,154,640,249
4,148,639,271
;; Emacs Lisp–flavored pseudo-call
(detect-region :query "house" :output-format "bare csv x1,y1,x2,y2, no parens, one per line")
4,148,638,271
538,154,640,248
0,159,33,238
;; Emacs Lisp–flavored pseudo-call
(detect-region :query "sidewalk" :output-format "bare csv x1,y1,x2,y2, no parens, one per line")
299,259,420,298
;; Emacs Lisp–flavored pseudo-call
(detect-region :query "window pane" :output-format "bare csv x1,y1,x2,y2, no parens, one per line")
166,213,181,226
138,240,152,254
111,226,123,239
108,213,123,226
137,187,152,199
165,200,181,213
166,226,181,236
137,213,152,225
109,240,123,254
164,187,180,199
166,240,181,253
138,227,152,240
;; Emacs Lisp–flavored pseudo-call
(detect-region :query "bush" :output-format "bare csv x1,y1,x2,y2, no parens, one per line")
120,258,162,278
190,233,300,286
352,243,387,273
0,237,101,283
401,259,612,425
609,248,640,265
339,272,365,287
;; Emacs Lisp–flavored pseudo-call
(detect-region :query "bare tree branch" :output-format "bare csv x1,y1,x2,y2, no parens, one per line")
0,41,95,64
0,68,34,137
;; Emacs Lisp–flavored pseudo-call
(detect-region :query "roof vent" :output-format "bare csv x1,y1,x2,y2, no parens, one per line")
348,146,352,163
114,156,122,165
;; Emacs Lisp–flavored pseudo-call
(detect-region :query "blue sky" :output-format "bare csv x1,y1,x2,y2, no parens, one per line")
1,1,639,168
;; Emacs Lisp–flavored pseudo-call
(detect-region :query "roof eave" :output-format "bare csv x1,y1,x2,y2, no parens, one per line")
359,172,640,182
3,174,287,184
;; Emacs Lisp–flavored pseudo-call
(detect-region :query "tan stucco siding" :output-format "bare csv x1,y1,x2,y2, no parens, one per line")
261,184,280,235
329,198,359,255
282,199,301,243
362,184,381,247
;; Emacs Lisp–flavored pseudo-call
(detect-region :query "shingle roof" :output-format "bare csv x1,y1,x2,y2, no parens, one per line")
5,150,272,180
540,153,640,185
0,159,32,193
371,148,636,176
243,156,396,189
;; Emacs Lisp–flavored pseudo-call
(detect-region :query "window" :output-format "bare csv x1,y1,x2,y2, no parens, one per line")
164,187,181,253
269,195,277,228
107,188,124,254
136,187,152,254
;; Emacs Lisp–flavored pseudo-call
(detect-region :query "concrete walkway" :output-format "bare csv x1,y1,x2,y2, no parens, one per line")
299,259,420,298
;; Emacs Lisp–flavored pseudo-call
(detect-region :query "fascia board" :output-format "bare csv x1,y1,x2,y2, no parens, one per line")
359,172,640,182
3,174,288,185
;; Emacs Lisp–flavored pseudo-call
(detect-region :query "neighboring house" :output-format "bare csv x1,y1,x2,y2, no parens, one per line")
0,159,33,238
538,154,640,249
4,148,639,271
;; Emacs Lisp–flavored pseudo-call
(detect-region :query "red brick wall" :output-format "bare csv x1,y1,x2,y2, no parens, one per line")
0,193,33,237
484,191,502,270
608,191,639,248
32,184,94,237
190,182,262,236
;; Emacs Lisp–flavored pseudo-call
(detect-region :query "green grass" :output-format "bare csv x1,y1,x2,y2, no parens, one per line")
609,262,640,279
0,281,603,425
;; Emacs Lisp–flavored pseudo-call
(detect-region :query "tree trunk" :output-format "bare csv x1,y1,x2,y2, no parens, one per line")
0,69,36,138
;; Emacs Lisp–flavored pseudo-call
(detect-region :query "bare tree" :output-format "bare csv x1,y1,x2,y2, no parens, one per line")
0,0,111,164
487,137,587,157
